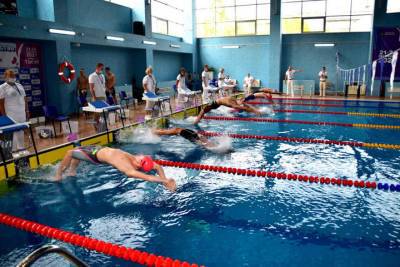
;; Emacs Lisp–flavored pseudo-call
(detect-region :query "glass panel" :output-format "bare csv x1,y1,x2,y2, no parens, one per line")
216,7,235,22
257,0,270,3
216,0,235,7
196,0,215,9
152,17,168,35
281,2,301,18
302,1,326,17
236,0,257,5
351,0,374,15
256,19,270,35
236,21,256,35
387,0,400,13
257,4,270,19
303,18,325,32
197,23,216,37
236,5,257,20
282,18,301,34
326,0,351,16
169,22,184,37
216,22,236,36
196,9,215,23
350,15,372,32
326,16,350,32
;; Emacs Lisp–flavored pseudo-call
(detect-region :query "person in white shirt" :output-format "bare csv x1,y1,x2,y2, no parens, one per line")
142,66,157,116
88,63,106,101
319,66,328,97
285,66,302,97
176,68,189,93
201,64,210,100
218,68,225,88
0,69,29,154
243,73,254,95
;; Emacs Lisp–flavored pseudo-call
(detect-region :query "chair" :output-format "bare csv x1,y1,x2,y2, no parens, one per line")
42,105,71,137
77,96,89,118
119,91,134,109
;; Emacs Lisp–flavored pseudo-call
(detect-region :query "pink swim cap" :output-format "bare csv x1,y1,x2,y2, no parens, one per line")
140,156,154,172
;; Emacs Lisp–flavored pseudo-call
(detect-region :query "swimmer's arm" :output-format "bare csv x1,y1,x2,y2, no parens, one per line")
241,104,261,115
126,169,167,184
153,163,167,180
194,108,206,124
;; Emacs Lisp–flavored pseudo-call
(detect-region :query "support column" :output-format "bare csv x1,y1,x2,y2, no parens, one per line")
144,0,152,38
269,0,282,91
146,48,154,68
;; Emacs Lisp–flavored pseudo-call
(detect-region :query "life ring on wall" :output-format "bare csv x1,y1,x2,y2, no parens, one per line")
58,61,76,84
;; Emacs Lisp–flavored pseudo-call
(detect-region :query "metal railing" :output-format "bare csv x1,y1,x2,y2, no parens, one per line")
17,244,88,267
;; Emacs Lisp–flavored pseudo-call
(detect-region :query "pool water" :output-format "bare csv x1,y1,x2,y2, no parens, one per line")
1,100,400,267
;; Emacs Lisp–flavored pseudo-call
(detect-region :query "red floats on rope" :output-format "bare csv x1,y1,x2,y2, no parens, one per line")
0,213,203,267
247,101,345,107
199,131,364,147
154,159,382,192
203,116,354,128
274,109,348,115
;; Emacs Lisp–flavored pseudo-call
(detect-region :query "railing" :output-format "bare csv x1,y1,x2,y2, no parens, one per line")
17,244,88,267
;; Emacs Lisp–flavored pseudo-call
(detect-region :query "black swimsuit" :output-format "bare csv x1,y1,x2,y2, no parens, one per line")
180,129,200,143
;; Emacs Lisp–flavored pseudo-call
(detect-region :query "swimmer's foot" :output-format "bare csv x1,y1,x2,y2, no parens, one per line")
68,170,77,176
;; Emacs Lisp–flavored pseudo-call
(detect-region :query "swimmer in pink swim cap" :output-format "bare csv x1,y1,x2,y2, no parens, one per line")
55,146,176,192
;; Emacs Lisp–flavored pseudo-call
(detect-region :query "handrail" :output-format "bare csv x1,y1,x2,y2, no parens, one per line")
17,244,88,267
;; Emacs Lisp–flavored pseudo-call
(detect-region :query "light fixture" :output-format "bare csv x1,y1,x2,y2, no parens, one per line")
314,43,335,47
48,28,76,36
170,44,180,48
106,35,125,41
222,45,240,49
143,40,157,45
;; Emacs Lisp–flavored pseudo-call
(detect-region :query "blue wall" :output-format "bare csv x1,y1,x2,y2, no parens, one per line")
153,51,192,82
282,33,371,91
198,36,271,88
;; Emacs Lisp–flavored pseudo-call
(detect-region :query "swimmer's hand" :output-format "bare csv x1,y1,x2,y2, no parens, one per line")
163,178,176,192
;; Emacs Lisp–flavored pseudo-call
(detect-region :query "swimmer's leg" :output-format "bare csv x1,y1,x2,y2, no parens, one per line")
55,150,74,180
152,128,182,136
68,158,80,176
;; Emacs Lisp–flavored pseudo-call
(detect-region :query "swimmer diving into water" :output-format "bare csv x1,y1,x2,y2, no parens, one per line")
152,128,216,149
55,146,176,191
194,96,261,124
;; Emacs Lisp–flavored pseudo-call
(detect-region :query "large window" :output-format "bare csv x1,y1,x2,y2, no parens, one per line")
282,0,374,34
387,0,400,13
196,0,271,38
152,0,185,38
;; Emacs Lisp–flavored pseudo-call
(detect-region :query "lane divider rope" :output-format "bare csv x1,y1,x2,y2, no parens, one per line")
247,101,400,110
274,109,400,119
202,116,400,130
0,213,203,267
198,131,400,150
272,97,400,105
155,160,400,193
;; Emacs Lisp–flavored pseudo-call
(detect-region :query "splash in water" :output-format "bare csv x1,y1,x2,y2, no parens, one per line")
259,106,275,116
120,127,161,144
206,135,233,154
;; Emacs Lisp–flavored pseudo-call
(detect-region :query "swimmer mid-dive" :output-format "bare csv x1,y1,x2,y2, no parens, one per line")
55,146,176,191
194,96,261,124
152,128,216,149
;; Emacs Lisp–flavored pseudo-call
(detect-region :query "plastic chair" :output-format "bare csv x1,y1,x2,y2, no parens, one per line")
42,105,71,137
77,96,89,118
119,91,134,109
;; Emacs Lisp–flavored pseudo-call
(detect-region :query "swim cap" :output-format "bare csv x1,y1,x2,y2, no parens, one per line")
140,156,154,172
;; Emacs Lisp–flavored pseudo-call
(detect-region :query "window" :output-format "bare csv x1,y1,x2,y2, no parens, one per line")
104,0,136,8
387,0,400,13
196,0,270,38
152,0,185,37
281,0,374,34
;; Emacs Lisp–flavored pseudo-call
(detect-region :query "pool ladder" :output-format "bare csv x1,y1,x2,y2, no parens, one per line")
16,244,88,267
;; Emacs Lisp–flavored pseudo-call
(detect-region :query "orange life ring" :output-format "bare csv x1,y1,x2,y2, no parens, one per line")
58,61,76,84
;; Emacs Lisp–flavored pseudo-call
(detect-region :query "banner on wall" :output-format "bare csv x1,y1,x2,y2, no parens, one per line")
0,41,45,117
373,27,400,80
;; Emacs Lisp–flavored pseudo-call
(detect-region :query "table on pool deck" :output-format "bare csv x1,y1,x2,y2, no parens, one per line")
142,91,173,116
0,116,39,178
82,100,125,142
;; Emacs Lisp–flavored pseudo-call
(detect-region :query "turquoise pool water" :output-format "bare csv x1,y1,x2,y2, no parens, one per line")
1,100,400,266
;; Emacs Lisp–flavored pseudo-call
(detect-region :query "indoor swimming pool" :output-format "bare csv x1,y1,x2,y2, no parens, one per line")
1,100,400,267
